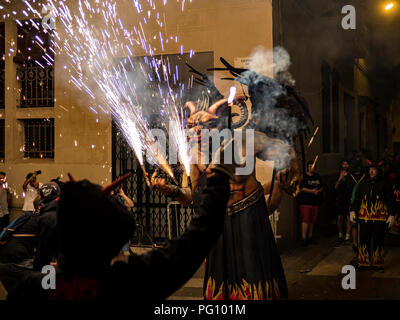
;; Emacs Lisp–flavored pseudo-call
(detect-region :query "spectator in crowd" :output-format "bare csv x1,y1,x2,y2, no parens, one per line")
297,160,324,246
0,182,60,299
334,159,352,245
4,162,232,300
0,172,11,230
111,186,134,209
22,172,40,215
346,161,366,252
350,161,395,270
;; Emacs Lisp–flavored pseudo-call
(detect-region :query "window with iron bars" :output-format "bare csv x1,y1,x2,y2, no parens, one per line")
0,119,4,160
17,64,54,108
15,19,54,108
22,118,54,159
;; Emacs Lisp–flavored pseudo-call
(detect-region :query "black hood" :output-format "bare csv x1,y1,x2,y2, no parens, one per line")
40,197,59,214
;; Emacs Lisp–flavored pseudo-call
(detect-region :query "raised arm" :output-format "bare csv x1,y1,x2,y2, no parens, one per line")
255,131,302,193
263,171,286,214
151,162,203,207
108,170,230,300
23,173,35,190
118,188,134,208
151,177,193,207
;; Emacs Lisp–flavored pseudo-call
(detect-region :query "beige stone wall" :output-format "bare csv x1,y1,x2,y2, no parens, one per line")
0,15,112,208
0,1,274,208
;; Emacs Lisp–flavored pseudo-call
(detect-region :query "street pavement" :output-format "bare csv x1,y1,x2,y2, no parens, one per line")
1,230,399,300
168,233,400,300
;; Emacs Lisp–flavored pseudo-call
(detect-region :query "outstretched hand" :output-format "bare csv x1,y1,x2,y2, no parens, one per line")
151,176,172,196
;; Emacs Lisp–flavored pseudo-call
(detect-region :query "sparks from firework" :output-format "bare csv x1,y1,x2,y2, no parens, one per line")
165,100,191,179
17,0,196,182
158,56,192,180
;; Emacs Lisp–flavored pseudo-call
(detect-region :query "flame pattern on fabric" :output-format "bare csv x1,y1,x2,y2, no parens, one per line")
203,277,281,300
358,245,371,267
372,246,384,267
358,194,388,221
358,244,370,267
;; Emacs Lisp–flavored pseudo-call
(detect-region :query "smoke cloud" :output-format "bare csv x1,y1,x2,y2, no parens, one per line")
248,46,295,86
238,46,305,170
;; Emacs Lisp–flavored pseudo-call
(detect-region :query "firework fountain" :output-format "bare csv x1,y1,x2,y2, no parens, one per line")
7,0,194,187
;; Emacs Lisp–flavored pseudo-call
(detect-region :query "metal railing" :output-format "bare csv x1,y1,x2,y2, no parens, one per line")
17,65,54,108
112,122,194,245
22,118,54,158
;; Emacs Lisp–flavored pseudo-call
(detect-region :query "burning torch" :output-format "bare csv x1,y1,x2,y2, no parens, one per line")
311,154,319,171
227,86,237,130
308,127,319,148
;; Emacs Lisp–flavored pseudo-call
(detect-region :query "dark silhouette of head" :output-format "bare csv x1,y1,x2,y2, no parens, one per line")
57,179,136,277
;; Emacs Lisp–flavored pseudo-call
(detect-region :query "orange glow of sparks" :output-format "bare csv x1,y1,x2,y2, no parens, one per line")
385,2,395,10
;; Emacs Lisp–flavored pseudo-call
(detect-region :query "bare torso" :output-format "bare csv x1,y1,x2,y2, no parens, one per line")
189,130,293,206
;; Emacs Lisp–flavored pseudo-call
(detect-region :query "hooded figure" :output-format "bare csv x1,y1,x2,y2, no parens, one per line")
55,179,136,278
350,160,395,270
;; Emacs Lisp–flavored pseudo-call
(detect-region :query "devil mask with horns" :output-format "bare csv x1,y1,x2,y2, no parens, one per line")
185,60,313,167
57,173,136,277
183,64,250,142
366,160,384,172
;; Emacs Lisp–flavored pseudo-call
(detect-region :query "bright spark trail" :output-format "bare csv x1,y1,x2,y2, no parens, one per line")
9,0,195,184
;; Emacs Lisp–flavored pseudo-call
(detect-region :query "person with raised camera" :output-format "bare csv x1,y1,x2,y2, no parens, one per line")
22,171,41,216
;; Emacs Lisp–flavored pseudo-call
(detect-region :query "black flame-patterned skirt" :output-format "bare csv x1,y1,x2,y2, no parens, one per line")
201,184,288,300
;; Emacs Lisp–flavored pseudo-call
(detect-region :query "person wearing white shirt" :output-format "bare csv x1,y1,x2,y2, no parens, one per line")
0,171,11,230
22,172,40,215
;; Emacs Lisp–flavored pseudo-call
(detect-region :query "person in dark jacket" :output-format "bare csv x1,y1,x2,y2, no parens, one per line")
350,161,395,270
5,161,232,301
334,159,352,244
0,182,60,298
344,161,366,252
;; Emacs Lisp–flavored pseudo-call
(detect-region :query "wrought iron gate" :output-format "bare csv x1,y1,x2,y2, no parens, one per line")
111,122,193,245
111,51,214,245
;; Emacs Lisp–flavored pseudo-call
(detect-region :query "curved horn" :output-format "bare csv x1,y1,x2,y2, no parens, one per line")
367,160,372,165
183,101,197,116
101,172,133,197
378,160,384,167
208,98,228,115
232,99,249,129
67,173,76,182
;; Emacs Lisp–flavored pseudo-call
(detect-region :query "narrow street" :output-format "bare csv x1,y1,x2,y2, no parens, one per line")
168,233,400,300
1,232,399,300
